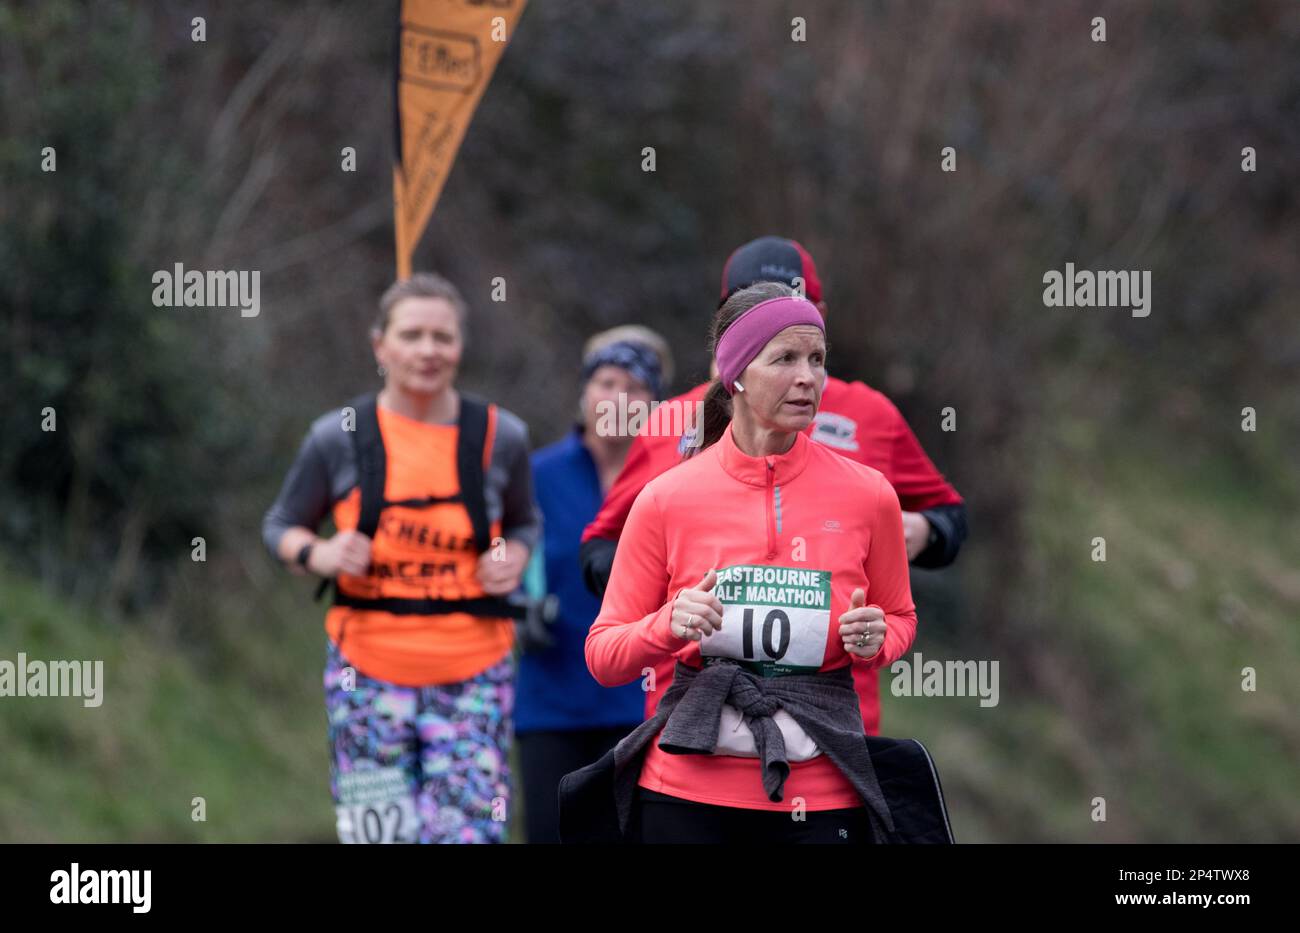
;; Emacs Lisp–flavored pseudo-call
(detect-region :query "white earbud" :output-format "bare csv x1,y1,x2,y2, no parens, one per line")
733,379,745,393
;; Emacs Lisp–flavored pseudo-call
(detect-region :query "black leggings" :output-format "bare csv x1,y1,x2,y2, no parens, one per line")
518,726,633,844
633,787,875,844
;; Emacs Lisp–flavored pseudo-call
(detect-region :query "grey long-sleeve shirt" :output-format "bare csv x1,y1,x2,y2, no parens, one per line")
262,400,541,560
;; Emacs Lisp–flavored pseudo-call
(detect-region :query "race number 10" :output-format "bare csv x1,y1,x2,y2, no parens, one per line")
741,607,791,661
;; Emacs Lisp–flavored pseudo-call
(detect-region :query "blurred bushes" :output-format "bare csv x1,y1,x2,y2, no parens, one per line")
2,2,232,607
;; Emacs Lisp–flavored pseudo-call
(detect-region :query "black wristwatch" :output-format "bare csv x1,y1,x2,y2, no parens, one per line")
295,541,315,570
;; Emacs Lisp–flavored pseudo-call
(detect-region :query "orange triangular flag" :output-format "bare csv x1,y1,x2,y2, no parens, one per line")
393,0,527,278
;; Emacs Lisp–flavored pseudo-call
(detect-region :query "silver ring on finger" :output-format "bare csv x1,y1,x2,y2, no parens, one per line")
857,633,868,648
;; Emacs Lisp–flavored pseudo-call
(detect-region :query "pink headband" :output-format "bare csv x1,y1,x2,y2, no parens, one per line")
715,296,825,395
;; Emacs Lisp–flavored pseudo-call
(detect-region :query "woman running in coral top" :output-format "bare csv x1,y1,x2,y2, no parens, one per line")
580,282,918,844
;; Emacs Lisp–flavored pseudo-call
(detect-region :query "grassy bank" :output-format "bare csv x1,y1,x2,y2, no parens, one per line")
0,568,334,842
885,430,1300,842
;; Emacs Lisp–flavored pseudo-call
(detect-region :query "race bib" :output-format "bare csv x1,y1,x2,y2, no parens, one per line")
335,767,420,844
701,564,832,676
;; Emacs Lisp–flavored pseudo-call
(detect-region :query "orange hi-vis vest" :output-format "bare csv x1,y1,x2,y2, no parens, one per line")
324,393,524,686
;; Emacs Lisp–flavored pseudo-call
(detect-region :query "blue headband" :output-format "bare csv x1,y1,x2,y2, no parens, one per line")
581,340,663,399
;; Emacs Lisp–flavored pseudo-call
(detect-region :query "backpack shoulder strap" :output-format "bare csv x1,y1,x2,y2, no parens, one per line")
456,393,494,554
316,392,383,604
350,392,386,539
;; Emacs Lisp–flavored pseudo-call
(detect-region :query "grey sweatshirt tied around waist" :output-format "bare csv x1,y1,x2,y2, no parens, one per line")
611,659,896,842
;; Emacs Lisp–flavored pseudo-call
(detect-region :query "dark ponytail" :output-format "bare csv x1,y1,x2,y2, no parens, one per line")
694,379,732,457
688,281,795,455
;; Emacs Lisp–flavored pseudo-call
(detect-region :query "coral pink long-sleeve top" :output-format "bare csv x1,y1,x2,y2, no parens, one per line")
586,422,918,811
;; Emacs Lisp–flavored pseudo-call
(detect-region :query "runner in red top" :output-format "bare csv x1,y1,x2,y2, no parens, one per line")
580,236,967,734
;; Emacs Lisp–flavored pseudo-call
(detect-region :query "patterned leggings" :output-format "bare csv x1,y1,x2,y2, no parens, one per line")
323,640,514,844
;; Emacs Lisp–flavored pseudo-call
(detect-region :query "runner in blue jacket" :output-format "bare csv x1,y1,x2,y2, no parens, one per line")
515,327,672,843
